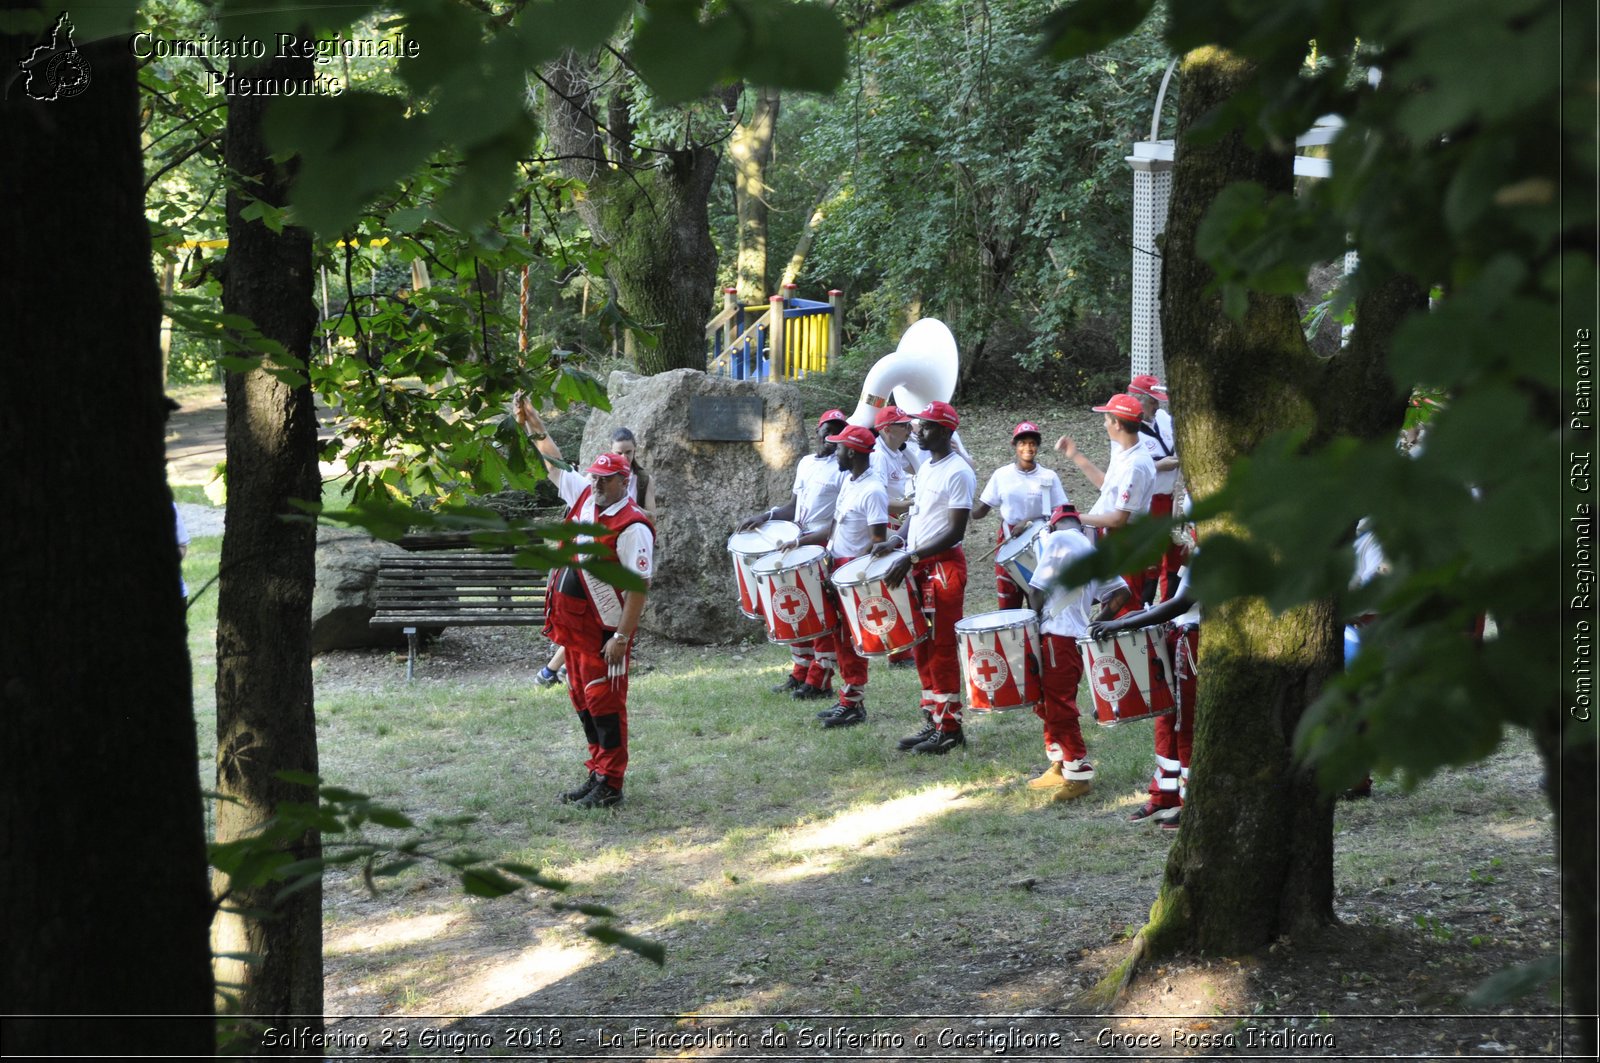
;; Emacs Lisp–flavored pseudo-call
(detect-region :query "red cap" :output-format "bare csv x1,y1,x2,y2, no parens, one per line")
585,451,632,478
827,425,877,453
916,400,960,429
1092,394,1144,421
874,405,912,429
1012,421,1042,440
1128,375,1166,400
1049,503,1081,527
817,408,847,428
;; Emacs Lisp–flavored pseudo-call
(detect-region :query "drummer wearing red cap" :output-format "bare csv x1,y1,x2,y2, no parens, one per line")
970,421,1069,610
1055,393,1157,606
738,409,850,700
876,400,976,754
870,405,917,518
1127,375,1182,600
791,424,889,727
1025,504,1131,801
513,406,655,810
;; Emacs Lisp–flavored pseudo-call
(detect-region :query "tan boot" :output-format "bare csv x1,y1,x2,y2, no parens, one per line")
1026,762,1066,789
1051,780,1092,803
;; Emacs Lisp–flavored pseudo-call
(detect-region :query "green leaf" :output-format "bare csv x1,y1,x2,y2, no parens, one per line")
434,123,536,232
730,1,848,94
582,922,666,966
367,808,415,829
630,7,742,104
460,866,522,898
1036,0,1156,62
513,0,632,66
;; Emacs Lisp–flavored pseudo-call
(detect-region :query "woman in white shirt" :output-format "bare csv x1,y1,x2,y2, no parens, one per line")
970,421,1068,609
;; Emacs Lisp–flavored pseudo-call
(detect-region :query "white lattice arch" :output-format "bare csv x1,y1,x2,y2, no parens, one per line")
1127,60,1345,381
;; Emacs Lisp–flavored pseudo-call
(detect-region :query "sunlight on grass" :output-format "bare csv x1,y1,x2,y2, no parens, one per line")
438,939,599,1013
326,912,462,957
782,785,967,852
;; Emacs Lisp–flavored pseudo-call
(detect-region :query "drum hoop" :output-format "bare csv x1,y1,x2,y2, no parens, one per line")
956,615,1039,636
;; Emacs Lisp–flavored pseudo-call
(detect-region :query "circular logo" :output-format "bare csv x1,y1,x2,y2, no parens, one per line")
968,649,1010,693
48,51,91,99
1091,653,1132,701
857,595,897,637
771,586,811,625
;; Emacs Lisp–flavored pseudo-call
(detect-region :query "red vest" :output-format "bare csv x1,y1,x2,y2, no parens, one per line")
544,487,654,649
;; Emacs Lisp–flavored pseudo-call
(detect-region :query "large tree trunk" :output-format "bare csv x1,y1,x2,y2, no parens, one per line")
731,86,779,302
543,53,720,375
1,28,214,1054
212,49,325,1042
1139,46,1417,962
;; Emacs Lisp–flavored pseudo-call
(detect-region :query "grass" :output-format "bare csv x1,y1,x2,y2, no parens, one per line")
173,396,1561,1042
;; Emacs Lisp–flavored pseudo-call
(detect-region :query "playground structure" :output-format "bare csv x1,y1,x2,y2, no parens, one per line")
706,284,844,381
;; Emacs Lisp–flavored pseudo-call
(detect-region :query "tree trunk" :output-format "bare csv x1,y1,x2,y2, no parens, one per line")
542,53,720,375
1143,46,1346,959
1,28,214,1054
780,179,838,288
213,49,324,1042
731,86,779,302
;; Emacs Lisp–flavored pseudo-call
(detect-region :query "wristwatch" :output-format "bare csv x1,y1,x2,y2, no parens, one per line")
907,551,921,565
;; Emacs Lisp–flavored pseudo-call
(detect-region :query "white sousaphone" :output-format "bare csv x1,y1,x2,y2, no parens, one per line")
846,318,960,427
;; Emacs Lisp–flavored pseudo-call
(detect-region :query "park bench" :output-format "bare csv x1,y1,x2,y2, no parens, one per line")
369,547,548,680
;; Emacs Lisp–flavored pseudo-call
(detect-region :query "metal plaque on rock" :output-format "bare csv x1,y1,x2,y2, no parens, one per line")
689,396,765,441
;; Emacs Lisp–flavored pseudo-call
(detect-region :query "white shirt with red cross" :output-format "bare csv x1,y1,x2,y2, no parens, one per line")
830,470,889,559
904,452,976,554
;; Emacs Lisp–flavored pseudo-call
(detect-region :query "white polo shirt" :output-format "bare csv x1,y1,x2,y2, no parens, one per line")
1029,526,1128,638
979,463,1068,531
904,452,976,555
871,436,916,502
793,452,847,533
1090,444,1156,520
829,470,889,559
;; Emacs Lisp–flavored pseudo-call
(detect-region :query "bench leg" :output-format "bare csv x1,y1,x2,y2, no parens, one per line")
404,626,418,681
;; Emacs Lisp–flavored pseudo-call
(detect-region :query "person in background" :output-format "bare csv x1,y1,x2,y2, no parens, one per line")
1090,516,1200,830
1055,393,1157,609
535,425,656,688
737,409,849,701
512,395,654,810
877,401,975,755
789,424,889,728
1026,504,1130,802
1127,375,1182,601
173,501,190,599
970,421,1068,610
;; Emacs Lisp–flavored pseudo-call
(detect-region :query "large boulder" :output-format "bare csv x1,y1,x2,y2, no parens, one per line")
311,526,408,652
580,368,809,643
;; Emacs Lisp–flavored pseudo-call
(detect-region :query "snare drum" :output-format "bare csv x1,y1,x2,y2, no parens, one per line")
996,520,1047,592
728,520,800,620
1080,627,1176,726
955,609,1042,713
751,545,835,645
833,551,928,657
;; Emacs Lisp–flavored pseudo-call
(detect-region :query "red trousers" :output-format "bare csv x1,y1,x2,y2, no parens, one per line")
832,557,870,705
911,548,967,730
1147,492,1185,602
994,526,1027,610
1039,633,1089,763
563,641,631,788
1147,625,1198,807
786,638,837,691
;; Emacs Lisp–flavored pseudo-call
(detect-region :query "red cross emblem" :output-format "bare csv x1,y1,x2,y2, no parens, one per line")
858,596,897,636
1093,655,1132,701
968,649,1009,693
772,586,810,624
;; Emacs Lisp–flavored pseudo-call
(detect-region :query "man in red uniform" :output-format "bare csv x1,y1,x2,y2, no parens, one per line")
514,399,654,810
878,400,976,754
